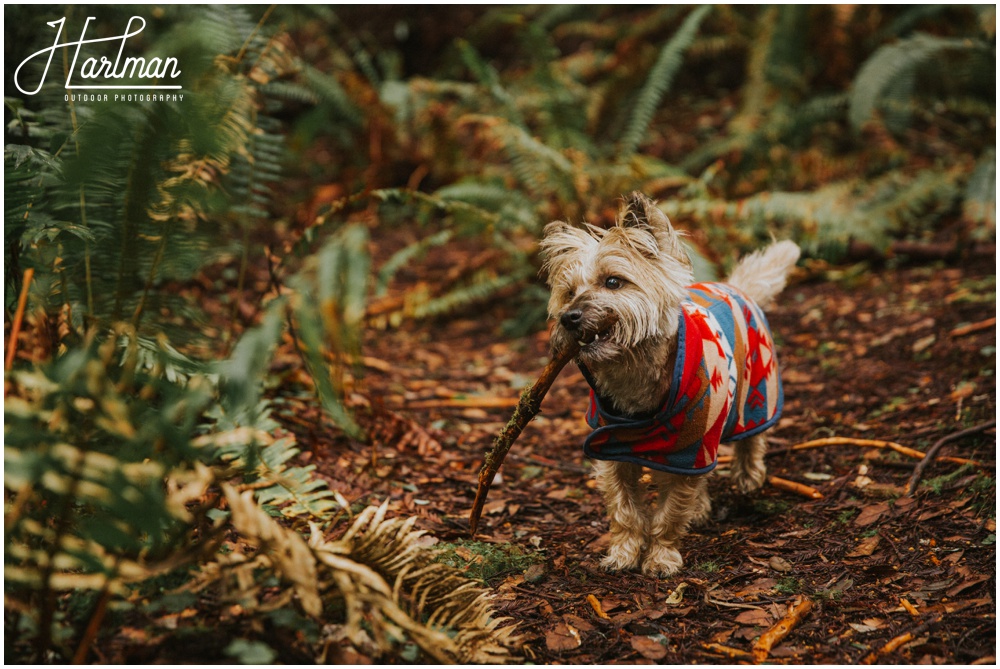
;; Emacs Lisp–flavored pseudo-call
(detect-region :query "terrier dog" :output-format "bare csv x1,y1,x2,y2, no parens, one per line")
540,192,799,577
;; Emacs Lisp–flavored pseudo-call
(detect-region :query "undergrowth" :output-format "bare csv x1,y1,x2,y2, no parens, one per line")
435,540,545,583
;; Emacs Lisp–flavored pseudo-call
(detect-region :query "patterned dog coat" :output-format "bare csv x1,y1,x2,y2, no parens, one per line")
580,282,783,475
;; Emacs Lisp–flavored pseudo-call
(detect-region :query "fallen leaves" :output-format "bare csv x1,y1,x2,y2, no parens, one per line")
769,556,793,572
846,534,882,557
630,635,668,660
854,501,891,527
544,622,582,652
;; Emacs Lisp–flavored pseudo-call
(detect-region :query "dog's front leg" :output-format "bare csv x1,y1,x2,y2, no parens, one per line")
593,460,648,572
643,472,708,577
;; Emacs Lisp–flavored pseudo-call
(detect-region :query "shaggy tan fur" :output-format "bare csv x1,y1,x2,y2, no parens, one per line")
541,192,799,576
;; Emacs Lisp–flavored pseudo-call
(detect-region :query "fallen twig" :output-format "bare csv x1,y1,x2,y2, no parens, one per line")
586,594,610,620
905,420,995,496
788,436,927,460
949,317,995,338
768,476,823,499
752,596,814,663
861,615,942,664
899,598,919,617
706,597,767,611
719,437,982,474
703,643,753,660
5,268,34,372
469,315,617,535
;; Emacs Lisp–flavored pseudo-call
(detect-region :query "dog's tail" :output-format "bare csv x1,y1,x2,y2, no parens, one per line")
726,240,800,309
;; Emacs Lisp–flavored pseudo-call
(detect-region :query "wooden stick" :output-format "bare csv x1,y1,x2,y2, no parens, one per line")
949,317,995,338
5,268,34,371
586,594,610,620
788,436,927,460
905,420,995,496
469,315,617,535
768,475,823,499
861,615,941,664
717,438,927,462
702,643,753,660
469,340,581,535
752,596,814,663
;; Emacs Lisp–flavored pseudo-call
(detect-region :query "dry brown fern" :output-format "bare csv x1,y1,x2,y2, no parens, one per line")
191,488,520,663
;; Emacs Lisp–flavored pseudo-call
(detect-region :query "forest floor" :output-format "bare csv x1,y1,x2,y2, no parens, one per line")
269,229,996,664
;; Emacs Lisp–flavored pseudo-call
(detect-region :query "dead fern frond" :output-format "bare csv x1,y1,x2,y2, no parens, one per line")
211,491,520,663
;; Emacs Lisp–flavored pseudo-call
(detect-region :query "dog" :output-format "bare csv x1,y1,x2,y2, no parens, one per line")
539,192,800,577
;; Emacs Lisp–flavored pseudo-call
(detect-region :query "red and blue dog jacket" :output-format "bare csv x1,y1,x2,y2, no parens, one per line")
580,282,783,475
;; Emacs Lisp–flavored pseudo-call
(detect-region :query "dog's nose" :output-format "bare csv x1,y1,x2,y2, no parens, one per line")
560,309,584,330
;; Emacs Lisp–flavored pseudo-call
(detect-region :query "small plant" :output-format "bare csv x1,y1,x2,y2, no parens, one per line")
921,463,977,495
435,541,543,583
753,498,793,516
695,560,721,573
834,509,857,526
967,473,996,517
775,577,802,595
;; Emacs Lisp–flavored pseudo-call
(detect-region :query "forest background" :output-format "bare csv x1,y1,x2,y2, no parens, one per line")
4,4,995,664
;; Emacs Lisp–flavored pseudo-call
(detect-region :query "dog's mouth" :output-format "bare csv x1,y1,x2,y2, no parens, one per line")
577,326,614,350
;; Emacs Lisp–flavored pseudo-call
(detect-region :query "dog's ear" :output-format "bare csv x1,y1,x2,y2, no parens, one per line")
620,191,685,258
539,221,595,280
621,191,675,233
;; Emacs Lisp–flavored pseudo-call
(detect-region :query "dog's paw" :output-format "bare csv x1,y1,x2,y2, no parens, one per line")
641,543,683,577
600,542,643,572
731,465,767,494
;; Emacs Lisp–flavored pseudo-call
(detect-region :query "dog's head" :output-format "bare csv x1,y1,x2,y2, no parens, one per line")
539,192,693,364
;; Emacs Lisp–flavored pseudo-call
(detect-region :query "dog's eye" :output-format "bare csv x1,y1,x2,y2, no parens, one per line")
604,276,624,290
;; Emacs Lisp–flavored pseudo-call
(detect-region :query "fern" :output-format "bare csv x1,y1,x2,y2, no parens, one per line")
848,32,993,132
193,494,521,663
664,167,965,259
619,5,712,155
456,39,526,128
375,229,454,297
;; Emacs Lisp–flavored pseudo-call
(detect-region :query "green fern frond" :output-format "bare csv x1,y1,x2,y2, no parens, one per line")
434,180,539,230
461,114,576,200
456,39,526,128
375,229,454,297
619,5,712,155
300,63,364,126
664,167,964,259
288,225,371,439
848,32,992,131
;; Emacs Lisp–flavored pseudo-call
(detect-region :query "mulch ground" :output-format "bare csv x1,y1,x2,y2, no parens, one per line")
284,248,995,664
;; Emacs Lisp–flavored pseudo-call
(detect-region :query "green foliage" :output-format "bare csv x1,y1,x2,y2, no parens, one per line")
752,498,793,516
435,540,544,583
848,33,993,133
920,463,977,495
619,5,713,155
695,560,721,574
775,577,803,594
